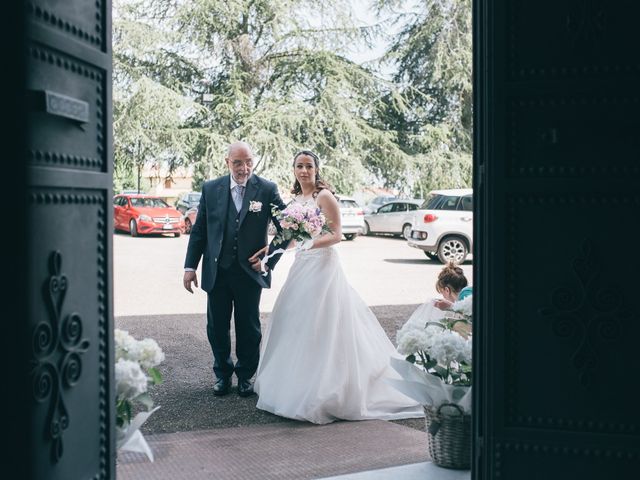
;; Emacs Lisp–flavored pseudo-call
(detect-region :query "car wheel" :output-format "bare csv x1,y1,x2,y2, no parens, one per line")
424,251,439,260
402,223,412,239
363,221,370,236
184,218,192,234
129,219,138,237
174,232,181,238
437,236,468,264
344,234,356,241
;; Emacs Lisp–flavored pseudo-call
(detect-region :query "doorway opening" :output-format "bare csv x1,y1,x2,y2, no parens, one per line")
112,0,474,478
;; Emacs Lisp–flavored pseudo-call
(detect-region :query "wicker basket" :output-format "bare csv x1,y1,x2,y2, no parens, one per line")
423,403,471,469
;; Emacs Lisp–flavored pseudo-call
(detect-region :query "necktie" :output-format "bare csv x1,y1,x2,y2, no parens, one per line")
234,185,245,212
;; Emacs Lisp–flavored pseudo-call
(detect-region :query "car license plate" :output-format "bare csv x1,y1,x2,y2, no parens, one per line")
163,223,173,230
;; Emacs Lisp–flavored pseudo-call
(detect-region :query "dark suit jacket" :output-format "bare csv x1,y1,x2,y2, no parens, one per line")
184,174,287,292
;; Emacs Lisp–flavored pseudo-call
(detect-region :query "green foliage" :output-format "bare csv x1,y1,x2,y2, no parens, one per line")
374,0,473,195
113,0,473,196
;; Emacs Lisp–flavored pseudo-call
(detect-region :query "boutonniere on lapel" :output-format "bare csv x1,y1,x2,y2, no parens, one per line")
248,201,263,213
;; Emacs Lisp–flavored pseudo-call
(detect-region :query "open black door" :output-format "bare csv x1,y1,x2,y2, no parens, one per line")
475,0,640,478
3,1,115,479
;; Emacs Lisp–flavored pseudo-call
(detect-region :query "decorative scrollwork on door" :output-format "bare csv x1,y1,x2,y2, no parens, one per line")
539,240,630,387
31,251,90,462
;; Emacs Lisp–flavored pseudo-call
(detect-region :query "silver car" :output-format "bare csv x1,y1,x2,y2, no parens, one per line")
363,199,423,238
363,195,397,214
336,195,365,240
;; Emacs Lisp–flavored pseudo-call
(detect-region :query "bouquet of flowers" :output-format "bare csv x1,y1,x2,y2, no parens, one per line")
114,329,165,461
260,201,332,274
271,202,332,247
387,298,472,411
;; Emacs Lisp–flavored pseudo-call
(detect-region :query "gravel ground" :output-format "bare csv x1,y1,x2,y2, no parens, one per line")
116,303,426,435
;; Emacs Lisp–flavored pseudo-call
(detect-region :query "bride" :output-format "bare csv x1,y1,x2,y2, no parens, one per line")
249,150,423,424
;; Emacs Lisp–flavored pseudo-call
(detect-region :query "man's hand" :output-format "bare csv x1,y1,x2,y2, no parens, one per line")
434,299,453,310
183,270,198,293
249,246,269,273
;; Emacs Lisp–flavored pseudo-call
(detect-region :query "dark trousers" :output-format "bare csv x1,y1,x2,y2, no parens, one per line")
207,262,262,381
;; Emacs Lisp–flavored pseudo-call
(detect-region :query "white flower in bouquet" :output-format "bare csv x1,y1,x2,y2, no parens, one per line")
428,330,472,366
451,295,473,317
137,338,165,369
271,202,332,245
388,300,472,412
115,358,148,400
114,329,164,461
396,323,445,356
115,329,137,360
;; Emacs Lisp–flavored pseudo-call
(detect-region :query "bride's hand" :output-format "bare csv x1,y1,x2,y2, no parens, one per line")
248,246,269,272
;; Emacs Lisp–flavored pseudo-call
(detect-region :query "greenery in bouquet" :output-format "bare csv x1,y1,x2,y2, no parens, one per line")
270,202,332,246
114,329,164,429
440,295,473,339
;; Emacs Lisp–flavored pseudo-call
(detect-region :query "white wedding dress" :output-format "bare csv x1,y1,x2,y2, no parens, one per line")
254,201,423,424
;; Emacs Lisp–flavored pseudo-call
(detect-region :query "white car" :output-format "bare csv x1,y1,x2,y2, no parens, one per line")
336,195,365,240
363,195,397,214
363,199,423,238
407,188,473,264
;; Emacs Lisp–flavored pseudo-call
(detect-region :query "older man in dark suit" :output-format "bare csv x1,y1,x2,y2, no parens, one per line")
183,141,287,397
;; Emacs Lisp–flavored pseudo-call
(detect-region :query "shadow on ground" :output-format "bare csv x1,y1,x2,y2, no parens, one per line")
116,304,426,435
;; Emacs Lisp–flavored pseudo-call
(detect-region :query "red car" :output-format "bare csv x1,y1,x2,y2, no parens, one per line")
113,194,185,237
183,206,198,234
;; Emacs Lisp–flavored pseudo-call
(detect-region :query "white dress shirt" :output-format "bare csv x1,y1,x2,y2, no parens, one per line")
184,174,251,272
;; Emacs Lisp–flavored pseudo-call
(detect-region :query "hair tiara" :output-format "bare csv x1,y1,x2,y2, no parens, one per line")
294,150,320,163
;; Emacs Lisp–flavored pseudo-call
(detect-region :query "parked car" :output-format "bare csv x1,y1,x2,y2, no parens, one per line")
336,195,365,240
183,206,198,234
175,191,202,215
407,188,473,264
363,195,397,214
363,199,423,238
113,193,185,237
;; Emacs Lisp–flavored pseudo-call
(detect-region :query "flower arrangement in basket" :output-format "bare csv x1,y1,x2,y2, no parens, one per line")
388,295,473,469
114,329,164,462
260,201,332,274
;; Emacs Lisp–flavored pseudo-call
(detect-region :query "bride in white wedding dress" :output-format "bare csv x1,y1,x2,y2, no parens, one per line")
251,150,423,424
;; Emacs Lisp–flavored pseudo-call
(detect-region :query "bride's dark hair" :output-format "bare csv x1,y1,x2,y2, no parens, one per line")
291,150,334,198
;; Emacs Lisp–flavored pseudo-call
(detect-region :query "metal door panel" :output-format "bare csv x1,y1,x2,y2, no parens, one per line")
475,0,640,478
23,0,114,478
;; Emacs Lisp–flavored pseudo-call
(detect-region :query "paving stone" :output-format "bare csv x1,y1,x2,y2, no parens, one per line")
117,420,429,480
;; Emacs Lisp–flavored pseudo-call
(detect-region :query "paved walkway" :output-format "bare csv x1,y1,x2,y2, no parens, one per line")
117,420,470,480
322,462,470,480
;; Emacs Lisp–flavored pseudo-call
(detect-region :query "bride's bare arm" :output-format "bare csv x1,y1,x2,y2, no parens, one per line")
309,190,342,249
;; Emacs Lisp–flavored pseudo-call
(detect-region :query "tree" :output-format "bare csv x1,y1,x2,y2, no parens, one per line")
372,0,473,194
113,0,207,191
113,0,412,194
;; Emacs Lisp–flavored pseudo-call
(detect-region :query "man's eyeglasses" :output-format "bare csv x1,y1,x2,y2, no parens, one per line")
230,159,254,168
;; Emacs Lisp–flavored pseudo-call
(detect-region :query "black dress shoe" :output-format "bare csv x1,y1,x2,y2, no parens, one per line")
213,378,231,396
237,379,255,397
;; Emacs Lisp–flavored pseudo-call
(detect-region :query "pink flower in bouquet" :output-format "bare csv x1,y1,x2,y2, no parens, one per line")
271,202,332,245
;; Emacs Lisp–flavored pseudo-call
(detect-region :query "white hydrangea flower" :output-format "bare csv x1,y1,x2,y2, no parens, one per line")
397,328,431,355
115,358,148,400
427,330,471,366
452,295,473,317
114,329,138,362
137,338,165,369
